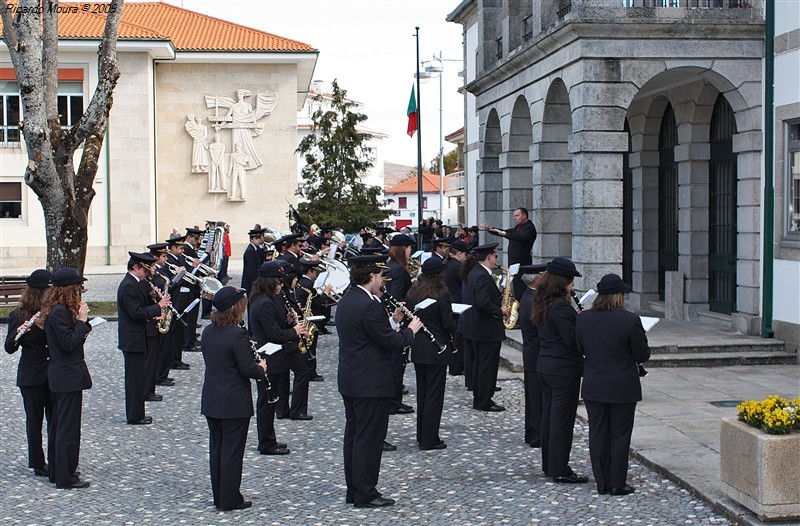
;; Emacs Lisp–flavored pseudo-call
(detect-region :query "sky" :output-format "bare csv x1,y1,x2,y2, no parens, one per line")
163,0,466,168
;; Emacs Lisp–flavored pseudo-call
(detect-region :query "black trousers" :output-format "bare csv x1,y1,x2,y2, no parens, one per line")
206,416,250,509
156,325,177,381
462,337,474,389
471,340,501,410
389,347,407,410
255,375,281,451
144,334,160,397
342,395,390,505
123,351,146,422
49,390,83,487
275,351,314,417
538,372,581,477
414,363,447,448
19,383,53,469
585,400,637,490
182,293,200,349
168,310,186,366
524,370,544,445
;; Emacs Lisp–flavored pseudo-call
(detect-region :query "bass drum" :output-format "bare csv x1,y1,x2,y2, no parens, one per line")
313,258,350,296
200,277,223,299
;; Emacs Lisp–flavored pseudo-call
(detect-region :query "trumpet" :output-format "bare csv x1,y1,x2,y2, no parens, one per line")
182,253,217,278
165,261,202,285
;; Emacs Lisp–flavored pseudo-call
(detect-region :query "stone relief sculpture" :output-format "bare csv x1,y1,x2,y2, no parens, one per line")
208,134,226,192
185,114,209,172
228,142,248,201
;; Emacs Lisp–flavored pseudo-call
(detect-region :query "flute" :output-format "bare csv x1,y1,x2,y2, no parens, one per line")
380,286,448,354
14,311,41,345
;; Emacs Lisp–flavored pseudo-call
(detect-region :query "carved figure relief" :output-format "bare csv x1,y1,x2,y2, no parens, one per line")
228,142,248,201
208,134,226,193
185,114,209,172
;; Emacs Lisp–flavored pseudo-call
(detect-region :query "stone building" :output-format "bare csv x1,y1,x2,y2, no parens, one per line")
447,0,799,348
0,2,317,265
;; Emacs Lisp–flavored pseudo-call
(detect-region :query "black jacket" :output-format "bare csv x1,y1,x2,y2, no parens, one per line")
45,304,92,393
502,220,537,264
386,260,411,302
576,309,650,404
117,274,163,353
278,250,301,279
200,324,265,419
460,264,504,342
248,294,299,374
241,243,265,294
408,291,456,365
337,286,414,398
444,258,462,303
518,287,539,373
5,309,50,387
536,297,582,377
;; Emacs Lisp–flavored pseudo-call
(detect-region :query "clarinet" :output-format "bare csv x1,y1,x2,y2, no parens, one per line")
240,322,279,404
571,290,584,312
380,286,448,354
13,311,41,345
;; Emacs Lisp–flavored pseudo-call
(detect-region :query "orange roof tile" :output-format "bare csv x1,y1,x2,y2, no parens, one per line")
1,2,317,53
386,172,441,194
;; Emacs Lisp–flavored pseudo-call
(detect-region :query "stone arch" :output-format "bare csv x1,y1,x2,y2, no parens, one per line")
533,78,572,262
477,109,503,234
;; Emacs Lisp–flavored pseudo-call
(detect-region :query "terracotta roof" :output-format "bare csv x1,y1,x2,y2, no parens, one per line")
1,2,317,52
386,172,440,194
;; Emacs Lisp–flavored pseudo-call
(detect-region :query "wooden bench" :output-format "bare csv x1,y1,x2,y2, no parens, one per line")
0,276,28,307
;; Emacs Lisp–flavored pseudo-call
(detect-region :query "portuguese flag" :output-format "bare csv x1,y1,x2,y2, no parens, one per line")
406,85,418,137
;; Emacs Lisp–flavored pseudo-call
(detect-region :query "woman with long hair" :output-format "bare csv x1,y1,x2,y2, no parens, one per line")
4,269,53,478
576,274,650,496
531,257,587,484
41,267,92,489
406,258,456,450
201,286,267,511
457,251,480,390
386,234,416,416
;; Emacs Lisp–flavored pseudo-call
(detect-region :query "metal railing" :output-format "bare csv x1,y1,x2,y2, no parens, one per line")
556,1,573,19
445,171,465,193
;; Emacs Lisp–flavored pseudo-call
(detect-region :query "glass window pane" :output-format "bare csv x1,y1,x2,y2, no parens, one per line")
70,96,83,125
57,81,83,94
0,81,20,93
58,96,68,126
0,182,22,200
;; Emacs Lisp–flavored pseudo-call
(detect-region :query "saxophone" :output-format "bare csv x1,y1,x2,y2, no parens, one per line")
297,286,318,357
146,278,173,334
497,265,520,330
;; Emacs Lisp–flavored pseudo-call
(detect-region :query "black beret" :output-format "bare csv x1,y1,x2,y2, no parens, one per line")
212,286,246,311
389,235,415,247
450,240,469,253
258,261,285,278
546,257,582,278
421,257,445,275
26,269,52,289
470,242,499,255
597,273,631,295
52,267,87,287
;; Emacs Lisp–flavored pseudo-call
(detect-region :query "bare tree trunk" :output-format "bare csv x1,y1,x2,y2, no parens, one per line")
0,0,123,273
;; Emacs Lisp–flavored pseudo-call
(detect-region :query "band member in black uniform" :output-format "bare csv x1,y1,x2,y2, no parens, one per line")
517,264,548,447
4,269,53,477
406,258,456,450
429,236,450,261
459,243,509,412
576,273,650,496
276,232,304,280
42,267,92,489
117,252,171,425
165,235,192,371
201,286,267,511
337,255,422,508
531,257,587,484
241,227,267,297
249,261,301,455
445,240,469,376
386,233,416,415
154,241,182,386
181,227,205,352
144,242,171,398
296,259,328,381
368,227,390,250
481,207,538,301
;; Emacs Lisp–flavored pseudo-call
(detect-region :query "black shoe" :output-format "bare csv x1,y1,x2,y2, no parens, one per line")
171,362,190,371
494,386,502,392
276,442,288,449
477,404,505,412
382,441,397,452
145,394,163,402
219,500,252,511
33,465,49,477
259,446,290,455
127,416,153,425
609,484,635,496
354,497,395,508
529,440,542,448
289,414,313,421
320,328,331,335
276,414,289,420
402,388,409,395
420,441,447,451
389,404,414,415
310,375,324,382
597,486,609,495
201,314,210,320
553,473,589,484
184,345,201,353
57,479,90,489
156,379,175,386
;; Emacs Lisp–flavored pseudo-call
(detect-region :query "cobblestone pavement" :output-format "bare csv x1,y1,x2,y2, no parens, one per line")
1,280,730,525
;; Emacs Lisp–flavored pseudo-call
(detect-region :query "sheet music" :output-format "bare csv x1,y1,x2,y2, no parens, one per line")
451,303,472,314
639,316,660,332
258,342,283,355
89,317,107,328
414,298,437,311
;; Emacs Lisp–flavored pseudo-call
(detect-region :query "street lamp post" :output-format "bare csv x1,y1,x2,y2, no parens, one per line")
425,53,445,222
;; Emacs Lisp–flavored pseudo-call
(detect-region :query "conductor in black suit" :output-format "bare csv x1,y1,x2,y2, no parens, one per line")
481,207,537,300
517,264,548,447
337,255,422,508
117,252,171,424
201,286,267,512
459,242,509,412
576,274,650,496
43,267,92,489
4,269,53,477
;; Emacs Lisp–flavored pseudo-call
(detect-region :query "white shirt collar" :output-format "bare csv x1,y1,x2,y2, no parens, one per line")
357,284,379,302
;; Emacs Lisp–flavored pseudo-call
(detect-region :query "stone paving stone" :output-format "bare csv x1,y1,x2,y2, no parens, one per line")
1,281,730,525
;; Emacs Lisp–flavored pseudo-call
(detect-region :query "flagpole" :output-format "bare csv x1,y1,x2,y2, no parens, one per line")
415,26,423,252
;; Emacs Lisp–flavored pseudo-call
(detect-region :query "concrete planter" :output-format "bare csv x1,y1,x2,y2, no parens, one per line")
720,418,800,521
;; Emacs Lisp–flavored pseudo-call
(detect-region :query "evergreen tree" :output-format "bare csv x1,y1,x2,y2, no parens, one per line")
296,79,393,232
